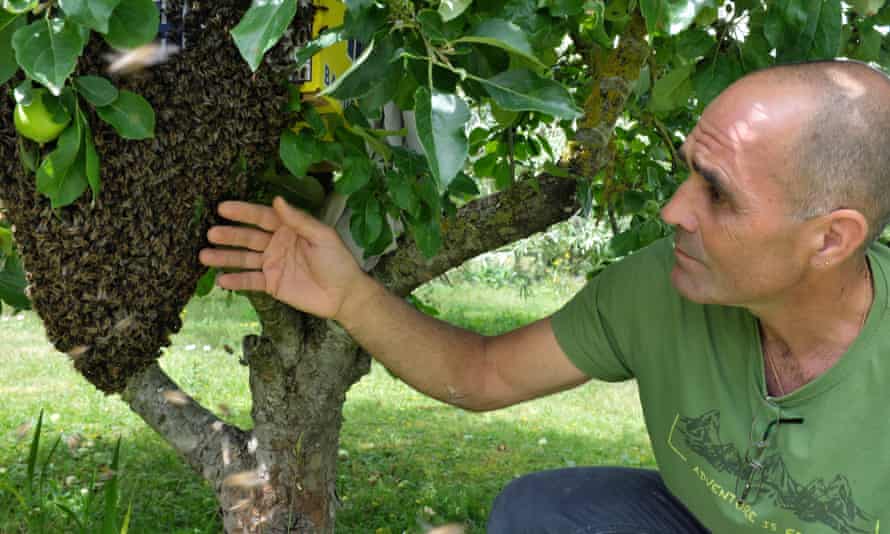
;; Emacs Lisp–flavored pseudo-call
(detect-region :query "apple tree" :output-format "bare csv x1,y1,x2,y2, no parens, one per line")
1,0,888,532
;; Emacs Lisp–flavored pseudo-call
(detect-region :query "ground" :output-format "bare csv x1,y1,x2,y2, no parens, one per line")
0,279,652,533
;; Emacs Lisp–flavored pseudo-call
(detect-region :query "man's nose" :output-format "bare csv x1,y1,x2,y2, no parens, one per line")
660,179,698,234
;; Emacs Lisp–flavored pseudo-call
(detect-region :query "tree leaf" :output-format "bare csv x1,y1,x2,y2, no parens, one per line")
58,0,122,34
279,129,322,178
448,172,480,197
51,114,83,171
350,195,383,248
336,155,373,195
414,87,470,190
95,90,155,139
323,37,397,100
640,0,719,35
0,249,30,310
809,0,842,59
385,171,419,217
851,0,887,16
0,11,24,86
740,30,773,71
768,0,842,61
35,115,84,207
438,0,472,21
478,69,582,120
104,0,159,49
12,17,85,95
409,205,441,258
230,0,299,72
195,268,217,297
343,0,386,41
17,136,38,172
36,135,89,209
13,78,31,105
692,53,743,106
0,227,12,258
544,0,585,17
293,26,344,67
364,216,393,256
456,19,545,68
676,28,715,61
2,0,36,14
610,227,640,256
648,63,694,115
74,75,118,107
81,113,100,202
853,24,883,62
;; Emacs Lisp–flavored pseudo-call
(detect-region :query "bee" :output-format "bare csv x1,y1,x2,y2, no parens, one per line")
105,43,181,75
223,469,265,489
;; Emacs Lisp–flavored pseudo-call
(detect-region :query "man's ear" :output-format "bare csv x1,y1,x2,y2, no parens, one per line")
809,209,870,267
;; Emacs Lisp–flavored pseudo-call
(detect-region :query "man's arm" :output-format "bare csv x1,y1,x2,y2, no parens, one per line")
338,275,590,411
199,197,589,412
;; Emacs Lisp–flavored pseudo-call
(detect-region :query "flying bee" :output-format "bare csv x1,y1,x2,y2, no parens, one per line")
105,43,180,75
67,345,91,359
223,470,265,489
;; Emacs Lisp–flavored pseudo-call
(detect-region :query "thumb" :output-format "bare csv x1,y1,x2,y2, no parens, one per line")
273,196,328,242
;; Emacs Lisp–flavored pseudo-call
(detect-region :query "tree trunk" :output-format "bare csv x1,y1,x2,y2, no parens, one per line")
224,297,370,532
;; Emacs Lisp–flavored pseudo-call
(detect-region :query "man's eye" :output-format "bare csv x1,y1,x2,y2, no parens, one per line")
707,183,723,203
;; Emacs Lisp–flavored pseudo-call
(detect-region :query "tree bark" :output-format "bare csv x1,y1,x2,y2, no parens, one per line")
377,175,579,297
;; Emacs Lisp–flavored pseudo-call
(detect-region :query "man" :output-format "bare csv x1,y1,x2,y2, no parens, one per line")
199,60,890,533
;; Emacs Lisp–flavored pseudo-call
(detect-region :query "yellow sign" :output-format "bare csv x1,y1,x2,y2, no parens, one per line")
300,0,365,99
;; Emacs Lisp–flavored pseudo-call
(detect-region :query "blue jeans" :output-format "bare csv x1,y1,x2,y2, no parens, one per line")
487,467,709,534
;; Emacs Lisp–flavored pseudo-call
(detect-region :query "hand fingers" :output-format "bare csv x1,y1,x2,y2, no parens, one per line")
217,271,267,293
218,201,281,232
199,249,264,270
206,226,271,252
273,196,329,243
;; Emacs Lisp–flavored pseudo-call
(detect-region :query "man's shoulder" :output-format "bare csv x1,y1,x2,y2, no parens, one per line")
599,236,675,282
573,236,684,317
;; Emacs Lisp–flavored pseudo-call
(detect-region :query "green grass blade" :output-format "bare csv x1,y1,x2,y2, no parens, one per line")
0,479,27,509
56,503,85,531
82,468,97,527
101,437,122,534
118,499,133,534
25,408,44,501
38,434,62,501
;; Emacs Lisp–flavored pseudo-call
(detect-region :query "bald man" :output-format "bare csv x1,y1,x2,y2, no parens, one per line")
200,60,890,533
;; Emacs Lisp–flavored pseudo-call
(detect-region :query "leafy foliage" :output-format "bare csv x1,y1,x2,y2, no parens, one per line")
3,0,890,306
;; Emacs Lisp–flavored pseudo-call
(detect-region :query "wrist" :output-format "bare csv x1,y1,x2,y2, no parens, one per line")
334,274,383,331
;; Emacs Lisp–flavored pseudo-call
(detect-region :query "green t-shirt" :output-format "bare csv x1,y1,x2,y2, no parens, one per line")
551,237,890,534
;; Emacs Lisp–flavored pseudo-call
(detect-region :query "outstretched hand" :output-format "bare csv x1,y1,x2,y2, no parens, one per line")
198,197,366,320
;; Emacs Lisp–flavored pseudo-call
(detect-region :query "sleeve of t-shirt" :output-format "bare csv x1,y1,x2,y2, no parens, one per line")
550,237,677,382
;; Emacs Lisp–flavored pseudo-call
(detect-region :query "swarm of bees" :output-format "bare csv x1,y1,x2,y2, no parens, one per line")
0,0,300,393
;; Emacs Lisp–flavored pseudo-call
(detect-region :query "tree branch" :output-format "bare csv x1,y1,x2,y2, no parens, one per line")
571,11,649,179
122,364,251,486
375,175,577,297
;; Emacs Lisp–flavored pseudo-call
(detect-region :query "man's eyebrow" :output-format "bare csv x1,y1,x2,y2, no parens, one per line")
676,145,733,200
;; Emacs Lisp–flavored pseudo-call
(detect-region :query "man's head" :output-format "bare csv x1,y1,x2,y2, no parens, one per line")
660,60,890,306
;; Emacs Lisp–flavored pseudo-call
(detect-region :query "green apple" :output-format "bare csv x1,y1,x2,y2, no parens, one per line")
14,89,71,144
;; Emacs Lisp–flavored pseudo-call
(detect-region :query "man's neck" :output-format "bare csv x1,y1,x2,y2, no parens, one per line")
750,255,873,392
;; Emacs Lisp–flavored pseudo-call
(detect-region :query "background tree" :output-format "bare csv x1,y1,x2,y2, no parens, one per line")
1,0,889,532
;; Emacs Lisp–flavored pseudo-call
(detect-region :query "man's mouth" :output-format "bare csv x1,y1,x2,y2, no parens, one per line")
672,240,701,264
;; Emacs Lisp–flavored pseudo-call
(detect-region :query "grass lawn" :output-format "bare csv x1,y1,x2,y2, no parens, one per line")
0,280,653,533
